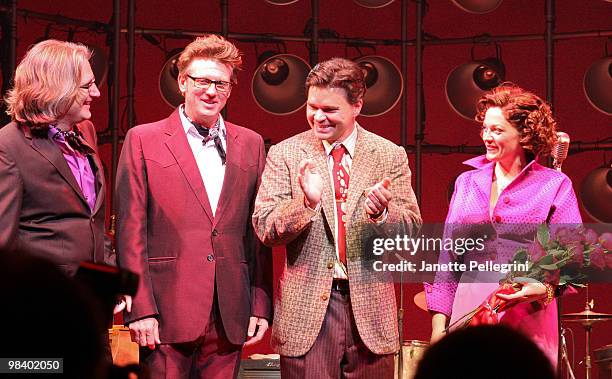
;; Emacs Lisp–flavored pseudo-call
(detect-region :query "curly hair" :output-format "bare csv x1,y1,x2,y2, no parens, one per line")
176,34,242,85
475,82,557,158
305,57,366,105
4,39,92,130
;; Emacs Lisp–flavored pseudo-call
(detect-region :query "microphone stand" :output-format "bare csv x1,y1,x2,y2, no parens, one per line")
560,328,576,379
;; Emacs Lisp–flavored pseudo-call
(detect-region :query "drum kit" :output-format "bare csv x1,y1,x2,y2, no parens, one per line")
561,300,612,379
407,291,612,379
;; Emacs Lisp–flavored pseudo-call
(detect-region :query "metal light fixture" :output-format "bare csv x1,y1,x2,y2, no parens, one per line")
354,55,403,117
251,53,310,115
353,0,396,8
446,57,505,120
265,0,300,5
158,49,183,108
583,56,612,115
580,165,612,223
451,0,503,14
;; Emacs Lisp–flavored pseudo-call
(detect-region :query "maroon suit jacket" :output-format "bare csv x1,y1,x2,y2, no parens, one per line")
116,109,272,345
0,121,110,276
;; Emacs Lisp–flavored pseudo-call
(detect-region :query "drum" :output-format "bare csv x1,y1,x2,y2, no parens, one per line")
108,325,139,366
394,340,429,379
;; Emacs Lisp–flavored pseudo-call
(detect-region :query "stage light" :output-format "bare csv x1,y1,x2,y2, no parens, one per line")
451,0,503,14
580,165,612,223
158,49,183,108
445,57,505,120
583,56,612,115
265,0,300,5
354,55,403,117
252,53,310,115
353,0,396,8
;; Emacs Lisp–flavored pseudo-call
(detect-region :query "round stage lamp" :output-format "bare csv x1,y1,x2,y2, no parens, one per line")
355,55,403,117
159,50,184,108
583,57,612,115
353,0,396,8
580,166,612,223
252,54,310,115
451,0,503,14
445,58,505,120
265,0,300,5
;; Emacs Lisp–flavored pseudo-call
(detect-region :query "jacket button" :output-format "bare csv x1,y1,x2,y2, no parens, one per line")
327,261,334,269
503,197,510,204
207,254,214,262
212,229,218,237
494,215,502,223
321,294,328,301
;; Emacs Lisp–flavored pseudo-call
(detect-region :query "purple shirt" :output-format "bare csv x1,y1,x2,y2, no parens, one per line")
49,127,97,211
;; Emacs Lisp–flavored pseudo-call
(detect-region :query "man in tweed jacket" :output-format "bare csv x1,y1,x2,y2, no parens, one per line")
253,58,421,378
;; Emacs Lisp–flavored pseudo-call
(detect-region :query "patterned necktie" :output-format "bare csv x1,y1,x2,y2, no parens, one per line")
54,129,95,155
182,108,226,165
331,144,350,266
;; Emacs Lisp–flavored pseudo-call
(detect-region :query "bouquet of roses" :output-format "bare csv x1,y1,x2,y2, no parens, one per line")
450,225,612,329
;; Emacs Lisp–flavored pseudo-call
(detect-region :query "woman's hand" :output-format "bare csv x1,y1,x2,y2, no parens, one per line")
495,277,547,304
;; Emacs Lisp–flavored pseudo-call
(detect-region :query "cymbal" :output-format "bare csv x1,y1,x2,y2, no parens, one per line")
562,309,612,325
414,291,428,311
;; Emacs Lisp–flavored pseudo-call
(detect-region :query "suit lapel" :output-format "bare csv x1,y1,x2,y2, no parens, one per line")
29,132,89,205
301,132,336,236
345,127,375,221
212,122,239,228
76,122,106,215
88,154,105,215
163,110,214,222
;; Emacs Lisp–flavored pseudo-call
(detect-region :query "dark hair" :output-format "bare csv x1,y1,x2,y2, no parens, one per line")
475,82,557,158
414,325,556,379
305,57,366,104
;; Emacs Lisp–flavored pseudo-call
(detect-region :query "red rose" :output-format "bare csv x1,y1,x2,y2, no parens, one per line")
555,227,584,245
589,246,606,270
606,253,612,269
569,243,585,265
528,241,546,262
583,228,598,245
600,232,612,251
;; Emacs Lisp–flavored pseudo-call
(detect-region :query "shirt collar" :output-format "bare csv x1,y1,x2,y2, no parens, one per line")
178,104,226,140
464,154,539,182
322,122,358,158
48,125,66,143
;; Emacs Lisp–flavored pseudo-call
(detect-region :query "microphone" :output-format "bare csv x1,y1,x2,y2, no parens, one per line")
552,131,570,172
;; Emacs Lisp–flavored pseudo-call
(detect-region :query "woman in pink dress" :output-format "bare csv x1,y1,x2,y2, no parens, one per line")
424,82,582,366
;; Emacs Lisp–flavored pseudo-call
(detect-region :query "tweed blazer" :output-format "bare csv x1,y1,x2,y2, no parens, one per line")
253,126,421,356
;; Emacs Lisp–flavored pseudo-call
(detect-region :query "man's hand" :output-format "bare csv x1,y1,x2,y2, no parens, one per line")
364,177,392,217
297,159,323,209
113,295,132,315
243,317,269,347
128,317,161,349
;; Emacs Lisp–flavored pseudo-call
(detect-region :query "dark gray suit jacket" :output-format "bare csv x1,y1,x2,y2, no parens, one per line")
0,121,111,276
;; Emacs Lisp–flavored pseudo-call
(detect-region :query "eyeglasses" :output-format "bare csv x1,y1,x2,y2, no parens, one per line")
186,75,232,93
79,80,97,91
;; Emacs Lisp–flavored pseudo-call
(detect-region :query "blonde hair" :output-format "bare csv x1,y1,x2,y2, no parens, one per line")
4,39,92,129
177,34,242,84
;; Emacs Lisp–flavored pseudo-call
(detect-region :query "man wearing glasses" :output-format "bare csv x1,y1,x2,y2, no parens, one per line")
0,39,112,276
116,34,272,378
